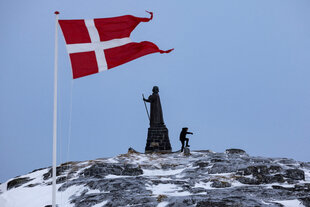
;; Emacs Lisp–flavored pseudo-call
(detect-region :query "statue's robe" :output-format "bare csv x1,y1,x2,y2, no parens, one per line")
146,93,164,127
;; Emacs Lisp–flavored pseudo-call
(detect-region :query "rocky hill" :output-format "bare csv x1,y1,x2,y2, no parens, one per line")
0,149,310,207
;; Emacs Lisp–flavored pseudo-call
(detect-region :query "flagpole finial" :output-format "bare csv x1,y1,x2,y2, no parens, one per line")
54,11,60,15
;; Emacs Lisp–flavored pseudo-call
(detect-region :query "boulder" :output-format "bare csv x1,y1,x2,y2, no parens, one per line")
196,197,261,207
208,163,238,174
183,147,190,156
211,158,225,163
225,149,246,155
237,165,282,176
194,161,209,168
43,163,72,180
156,194,167,202
7,177,33,190
81,163,143,178
284,169,305,180
237,174,284,185
237,165,269,176
122,165,143,176
211,180,231,188
128,147,140,154
197,200,237,207
272,183,310,192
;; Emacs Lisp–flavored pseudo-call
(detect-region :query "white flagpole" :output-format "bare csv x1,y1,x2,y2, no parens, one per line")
52,11,59,207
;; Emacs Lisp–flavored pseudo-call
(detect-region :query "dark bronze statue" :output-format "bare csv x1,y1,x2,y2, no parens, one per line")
143,86,164,127
179,127,193,152
143,86,172,153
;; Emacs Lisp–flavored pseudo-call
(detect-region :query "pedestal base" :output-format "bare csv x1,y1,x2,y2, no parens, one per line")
145,125,172,153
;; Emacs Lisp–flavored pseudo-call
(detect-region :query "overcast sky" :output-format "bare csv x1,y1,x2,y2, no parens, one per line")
1,0,310,182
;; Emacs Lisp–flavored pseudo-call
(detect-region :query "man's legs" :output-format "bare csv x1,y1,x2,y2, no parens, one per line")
185,138,190,147
181,140,185,152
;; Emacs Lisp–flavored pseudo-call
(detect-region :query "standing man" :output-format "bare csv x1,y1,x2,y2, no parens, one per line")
179,127,193,152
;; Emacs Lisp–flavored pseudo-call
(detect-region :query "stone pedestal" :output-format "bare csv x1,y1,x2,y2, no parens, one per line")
145,125,172,153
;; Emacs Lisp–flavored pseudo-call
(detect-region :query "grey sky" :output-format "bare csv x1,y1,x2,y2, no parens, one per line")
1,0,310,182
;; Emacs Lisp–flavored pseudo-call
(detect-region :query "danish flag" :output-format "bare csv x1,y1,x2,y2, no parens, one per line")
58,12,173,79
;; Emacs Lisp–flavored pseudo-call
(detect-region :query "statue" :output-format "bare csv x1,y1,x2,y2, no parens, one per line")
143,86,172,153
143,86,164,127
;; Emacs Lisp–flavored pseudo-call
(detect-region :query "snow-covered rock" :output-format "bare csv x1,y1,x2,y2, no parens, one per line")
1,149,310,207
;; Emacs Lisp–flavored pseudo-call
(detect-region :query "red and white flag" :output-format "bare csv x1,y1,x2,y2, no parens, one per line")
58,12,173,79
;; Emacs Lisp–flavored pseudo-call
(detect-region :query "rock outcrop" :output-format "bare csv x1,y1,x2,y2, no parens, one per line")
0,149,309,207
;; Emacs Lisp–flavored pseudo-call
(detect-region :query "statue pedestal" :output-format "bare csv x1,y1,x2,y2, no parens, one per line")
145,125,172,153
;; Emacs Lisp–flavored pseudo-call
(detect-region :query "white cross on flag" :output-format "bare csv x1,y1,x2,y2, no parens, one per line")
58,12,173,79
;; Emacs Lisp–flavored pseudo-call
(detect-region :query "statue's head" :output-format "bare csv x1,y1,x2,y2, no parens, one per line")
152,86,159,93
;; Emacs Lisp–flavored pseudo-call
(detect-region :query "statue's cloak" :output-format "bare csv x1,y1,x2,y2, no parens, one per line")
148,93,164,126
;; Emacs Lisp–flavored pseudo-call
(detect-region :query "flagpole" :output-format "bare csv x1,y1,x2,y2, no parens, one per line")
52,11,59,207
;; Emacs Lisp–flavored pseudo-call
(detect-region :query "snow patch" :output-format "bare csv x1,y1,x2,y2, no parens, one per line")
146,183,191,197
0,182,7,194
304,169,310,182
105,157,119,163
125,154,151,165
26,168,49,182
86,189,101,194
230,180,246,187
157,201,169,207
194,181,213,189
0,183,85,207
273,199,305,207
143,168,184,177
92,200,108,207
105,174,130,179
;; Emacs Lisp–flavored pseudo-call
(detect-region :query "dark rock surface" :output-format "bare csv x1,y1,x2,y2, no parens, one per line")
284,169,305,180
183,147,190,156
7,177,33,190
1,149,309,207
211,180,232,188
225,148,246,155
80,163,143,178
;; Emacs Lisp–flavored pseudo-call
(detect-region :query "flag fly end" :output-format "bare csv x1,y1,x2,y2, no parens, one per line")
145,11,153,20
160,48,174,54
